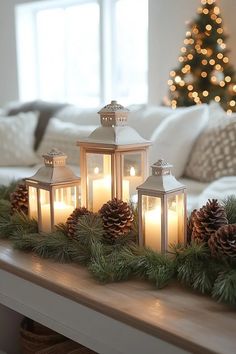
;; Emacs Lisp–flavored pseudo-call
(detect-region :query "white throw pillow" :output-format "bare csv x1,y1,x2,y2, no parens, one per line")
37,118,97,165
149,104,209,178
56,106,99,125
0,112,39,166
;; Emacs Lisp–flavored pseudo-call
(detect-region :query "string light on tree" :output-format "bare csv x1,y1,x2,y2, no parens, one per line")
167,0,236,112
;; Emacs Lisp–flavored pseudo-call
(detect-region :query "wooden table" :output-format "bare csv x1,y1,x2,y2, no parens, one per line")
0,240,235,354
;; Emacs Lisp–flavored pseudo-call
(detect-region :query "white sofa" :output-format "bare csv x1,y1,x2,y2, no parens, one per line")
0,101,235,212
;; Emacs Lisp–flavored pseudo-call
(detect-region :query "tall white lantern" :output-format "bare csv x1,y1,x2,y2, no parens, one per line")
77,100,151,212
137,159,187,252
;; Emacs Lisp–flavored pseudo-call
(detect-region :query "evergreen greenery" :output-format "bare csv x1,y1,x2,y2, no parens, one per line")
1,182,236,306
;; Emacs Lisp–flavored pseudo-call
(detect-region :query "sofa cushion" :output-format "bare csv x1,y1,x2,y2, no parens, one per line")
185,109,236,182
149,104,209,178
37,118,97,165
0,112,39,167
6,100,67,150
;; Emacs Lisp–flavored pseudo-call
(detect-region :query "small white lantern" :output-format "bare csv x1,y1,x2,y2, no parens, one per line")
77,100,151,212
137,159,187,252
25,149,80,233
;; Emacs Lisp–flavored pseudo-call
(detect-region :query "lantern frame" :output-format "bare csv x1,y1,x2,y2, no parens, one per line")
25,149,80,233
77,101,151,211
137,159,187,252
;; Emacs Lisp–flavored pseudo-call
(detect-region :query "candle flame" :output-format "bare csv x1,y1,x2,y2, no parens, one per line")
94,167,99,175
130,166,136,177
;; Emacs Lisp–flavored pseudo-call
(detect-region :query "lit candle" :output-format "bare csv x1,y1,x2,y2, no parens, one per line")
93,176,130,211
92,176,112,212
144,207,178,251
41,202,74,233
145,208,161,251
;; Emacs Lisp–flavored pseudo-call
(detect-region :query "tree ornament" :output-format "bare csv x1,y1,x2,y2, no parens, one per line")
10,183,28,215
192,199,228,243
99,198,134,243
211,69,224,84
208,224,236,259
66,207,91,239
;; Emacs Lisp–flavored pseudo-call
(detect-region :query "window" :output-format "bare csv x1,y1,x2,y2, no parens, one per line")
15,0,148,106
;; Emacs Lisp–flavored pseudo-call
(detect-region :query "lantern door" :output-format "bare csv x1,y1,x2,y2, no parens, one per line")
164,192,186,250
139,193,163,252
52,185,78,226
117,150,148,203
85,151,114,212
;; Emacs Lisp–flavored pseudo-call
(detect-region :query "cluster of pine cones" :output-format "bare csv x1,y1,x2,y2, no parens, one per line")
66,198,134,243
188,199,236,259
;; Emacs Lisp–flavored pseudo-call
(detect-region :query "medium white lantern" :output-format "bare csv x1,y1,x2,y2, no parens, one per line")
137,159,187,252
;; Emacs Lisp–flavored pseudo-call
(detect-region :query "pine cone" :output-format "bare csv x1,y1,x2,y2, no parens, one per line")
99,198,134,242
10,183,28,215
192,199,228,243
66,207,91,238
209,224,236,259
187,209,197,243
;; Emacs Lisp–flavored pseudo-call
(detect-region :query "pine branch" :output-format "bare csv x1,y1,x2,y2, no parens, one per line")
0,181,21,201
11,231,42,251
222,195,236,224
33,232,72,263
174,242,218,293
74,214,104,246
0,199,11,215
11,212,38,234
212,270,236,305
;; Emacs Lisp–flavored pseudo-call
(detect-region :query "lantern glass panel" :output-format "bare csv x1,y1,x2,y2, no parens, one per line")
167,193,185,249
53,186,77,225
122,152,143,202
39,189,51,233
142,195,162,252
86,153,112,211
28,186,38,220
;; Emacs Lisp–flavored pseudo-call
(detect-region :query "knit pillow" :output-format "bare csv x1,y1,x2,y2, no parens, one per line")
185,115,236,182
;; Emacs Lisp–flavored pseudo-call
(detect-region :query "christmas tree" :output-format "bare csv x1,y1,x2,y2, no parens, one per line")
167,0,236,114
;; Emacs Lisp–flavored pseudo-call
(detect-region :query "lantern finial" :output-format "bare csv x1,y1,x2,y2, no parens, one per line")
43,148,67,167
98,100,129,127
151,159,173,176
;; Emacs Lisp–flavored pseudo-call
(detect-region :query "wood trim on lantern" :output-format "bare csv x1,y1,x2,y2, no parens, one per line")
0,240,235,354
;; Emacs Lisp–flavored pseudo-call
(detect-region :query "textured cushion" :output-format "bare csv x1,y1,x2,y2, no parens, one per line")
149,104,209,178
56,105,99,125
0,112,39,166
185,113,236,182
6,100,67,150
37,118,97,165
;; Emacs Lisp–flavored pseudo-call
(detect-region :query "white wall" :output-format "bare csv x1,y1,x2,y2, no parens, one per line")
0,0,235,106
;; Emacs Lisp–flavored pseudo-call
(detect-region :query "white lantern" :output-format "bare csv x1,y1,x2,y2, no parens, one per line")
78,101,151,212
137,159,187,252
25,149,80,233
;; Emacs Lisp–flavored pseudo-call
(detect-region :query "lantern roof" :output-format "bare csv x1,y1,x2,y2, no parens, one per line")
98,100,129,114
137,159,186,194
78,100,151,147
26,148,80,185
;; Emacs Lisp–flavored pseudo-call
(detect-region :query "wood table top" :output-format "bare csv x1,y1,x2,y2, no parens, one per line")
0,240,235,354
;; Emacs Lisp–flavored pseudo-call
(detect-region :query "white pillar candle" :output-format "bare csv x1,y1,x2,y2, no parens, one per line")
144,207,178,252
92,176,112,212
144,208,161,252
41,202,74,233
